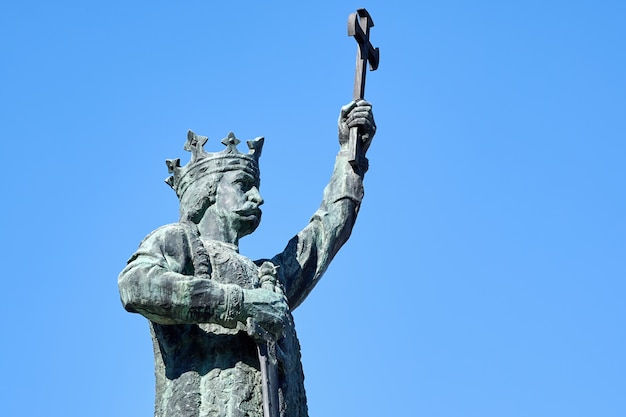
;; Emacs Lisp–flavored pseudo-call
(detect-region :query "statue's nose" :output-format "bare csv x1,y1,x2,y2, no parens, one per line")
248,187,264,206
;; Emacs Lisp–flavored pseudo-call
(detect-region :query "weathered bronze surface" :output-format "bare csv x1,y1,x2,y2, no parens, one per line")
118,12,377,417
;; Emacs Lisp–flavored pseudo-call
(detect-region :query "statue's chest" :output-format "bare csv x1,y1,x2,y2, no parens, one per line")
204,242,260,289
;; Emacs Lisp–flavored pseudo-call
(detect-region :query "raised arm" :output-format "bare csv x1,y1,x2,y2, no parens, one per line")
272,100,376,309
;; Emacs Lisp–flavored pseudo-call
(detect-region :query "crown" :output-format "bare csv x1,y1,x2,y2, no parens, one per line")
165,130,264,199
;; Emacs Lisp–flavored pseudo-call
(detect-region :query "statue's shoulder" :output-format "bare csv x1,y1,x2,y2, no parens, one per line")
125,223,199,267
137,222,197,249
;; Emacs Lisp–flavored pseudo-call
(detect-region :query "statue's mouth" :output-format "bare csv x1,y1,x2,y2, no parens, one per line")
236,207,261,218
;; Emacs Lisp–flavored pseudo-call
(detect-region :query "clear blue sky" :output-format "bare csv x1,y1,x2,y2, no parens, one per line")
1,1,624,416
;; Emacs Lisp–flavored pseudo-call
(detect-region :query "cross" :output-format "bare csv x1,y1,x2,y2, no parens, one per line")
347,8,380,167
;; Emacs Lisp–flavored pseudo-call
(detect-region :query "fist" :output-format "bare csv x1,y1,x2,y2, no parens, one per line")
338,100,376,154
240,287,289,338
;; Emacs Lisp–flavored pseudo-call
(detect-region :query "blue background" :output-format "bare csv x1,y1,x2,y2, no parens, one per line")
1,1,624,416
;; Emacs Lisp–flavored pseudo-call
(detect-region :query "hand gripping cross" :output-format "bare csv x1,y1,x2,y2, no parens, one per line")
347,8,380,167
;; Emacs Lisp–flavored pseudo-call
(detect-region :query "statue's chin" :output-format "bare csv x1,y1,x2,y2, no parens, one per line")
237,212,262,237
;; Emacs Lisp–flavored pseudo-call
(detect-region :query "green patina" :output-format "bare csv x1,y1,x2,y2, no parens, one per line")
118,100,375,417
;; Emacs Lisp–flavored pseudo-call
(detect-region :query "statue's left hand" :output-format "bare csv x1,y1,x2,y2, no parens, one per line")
239,288,288,338
338,100,376,154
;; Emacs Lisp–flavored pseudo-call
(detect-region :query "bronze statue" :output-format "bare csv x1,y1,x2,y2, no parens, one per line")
118,100,375,417
119,9,379,416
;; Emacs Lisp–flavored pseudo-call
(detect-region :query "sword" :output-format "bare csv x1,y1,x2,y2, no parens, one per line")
247,318,280,417
247,262,283,417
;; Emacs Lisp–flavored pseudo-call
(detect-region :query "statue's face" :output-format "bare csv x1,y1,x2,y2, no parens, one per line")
213,170,263,237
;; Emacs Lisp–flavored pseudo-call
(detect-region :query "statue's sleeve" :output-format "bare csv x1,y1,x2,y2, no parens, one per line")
272,154,365,310
118,224,243,327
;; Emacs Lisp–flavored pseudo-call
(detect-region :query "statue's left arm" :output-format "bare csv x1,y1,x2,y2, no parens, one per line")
272,100,375,309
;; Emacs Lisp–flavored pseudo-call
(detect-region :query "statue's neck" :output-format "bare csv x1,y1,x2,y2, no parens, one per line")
195,210,240,249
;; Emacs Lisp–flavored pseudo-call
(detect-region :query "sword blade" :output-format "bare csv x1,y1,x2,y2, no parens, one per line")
257,340,280,417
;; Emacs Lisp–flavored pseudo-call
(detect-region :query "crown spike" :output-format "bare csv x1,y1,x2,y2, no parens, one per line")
247,136,265,158
221,132,241,154
165,158,181,174
185,130,209,163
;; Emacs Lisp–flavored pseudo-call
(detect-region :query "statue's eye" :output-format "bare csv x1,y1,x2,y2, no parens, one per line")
234,178,251,190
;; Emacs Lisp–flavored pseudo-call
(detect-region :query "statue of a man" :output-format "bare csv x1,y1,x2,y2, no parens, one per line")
118,100,375,417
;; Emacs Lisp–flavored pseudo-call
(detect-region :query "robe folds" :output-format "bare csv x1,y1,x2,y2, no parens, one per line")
118,155,365,417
